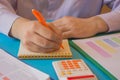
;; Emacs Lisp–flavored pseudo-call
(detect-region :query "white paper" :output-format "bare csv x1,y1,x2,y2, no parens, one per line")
73,33,120,79
0,49,50,80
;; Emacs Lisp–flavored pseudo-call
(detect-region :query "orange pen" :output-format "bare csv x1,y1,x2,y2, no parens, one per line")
32,9,64,49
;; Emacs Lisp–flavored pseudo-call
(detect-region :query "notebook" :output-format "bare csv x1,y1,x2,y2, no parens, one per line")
18,39,72,59
0,49,50,80
71,32,120,80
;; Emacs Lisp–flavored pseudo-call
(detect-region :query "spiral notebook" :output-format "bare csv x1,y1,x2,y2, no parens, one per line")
18,39,72,59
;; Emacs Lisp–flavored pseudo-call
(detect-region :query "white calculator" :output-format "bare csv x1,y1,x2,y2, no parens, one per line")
52,59,97,80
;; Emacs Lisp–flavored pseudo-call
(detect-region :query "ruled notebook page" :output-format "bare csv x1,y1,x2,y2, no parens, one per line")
18,39,72,59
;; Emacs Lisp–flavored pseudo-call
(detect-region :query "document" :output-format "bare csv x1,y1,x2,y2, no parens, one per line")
0,49,50,80
72,33,120,79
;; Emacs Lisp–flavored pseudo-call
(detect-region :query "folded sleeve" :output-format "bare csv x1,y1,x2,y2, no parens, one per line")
0,1,19,36
98,0,120,32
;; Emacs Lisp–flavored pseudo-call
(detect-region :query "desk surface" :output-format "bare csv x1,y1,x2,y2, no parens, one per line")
0,33,111,80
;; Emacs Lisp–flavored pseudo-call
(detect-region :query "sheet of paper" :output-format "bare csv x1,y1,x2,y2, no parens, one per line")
0,49,50,80
73,33,120,79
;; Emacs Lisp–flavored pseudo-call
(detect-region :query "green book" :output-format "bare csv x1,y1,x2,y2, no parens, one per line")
69,32,120,80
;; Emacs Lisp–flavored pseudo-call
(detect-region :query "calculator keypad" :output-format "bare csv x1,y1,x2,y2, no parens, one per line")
54,60,93,77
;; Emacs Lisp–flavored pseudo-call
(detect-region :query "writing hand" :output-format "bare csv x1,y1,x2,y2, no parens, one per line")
10,17,62,52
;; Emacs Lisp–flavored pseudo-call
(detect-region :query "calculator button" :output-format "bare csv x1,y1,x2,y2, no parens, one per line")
60,71,65,76
66,71,72,75
64,67,69,70
61,61,66,64
62,65,69,70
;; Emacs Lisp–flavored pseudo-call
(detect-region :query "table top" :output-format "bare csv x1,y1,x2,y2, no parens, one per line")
0,33,111,80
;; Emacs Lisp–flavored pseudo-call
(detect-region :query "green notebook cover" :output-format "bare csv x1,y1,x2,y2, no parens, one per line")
69,40,117,80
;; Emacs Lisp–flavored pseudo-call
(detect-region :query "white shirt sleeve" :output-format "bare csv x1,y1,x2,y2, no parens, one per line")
0,1,19,36
99,0,120,32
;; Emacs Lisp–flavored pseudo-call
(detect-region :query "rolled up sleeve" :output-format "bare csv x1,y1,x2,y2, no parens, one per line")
0,1,19,36
99,0,120,32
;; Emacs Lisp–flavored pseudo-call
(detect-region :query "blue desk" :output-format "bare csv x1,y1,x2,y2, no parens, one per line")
0,33,111,80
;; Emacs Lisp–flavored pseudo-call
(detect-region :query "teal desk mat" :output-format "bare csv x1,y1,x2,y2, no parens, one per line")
0,33,112,80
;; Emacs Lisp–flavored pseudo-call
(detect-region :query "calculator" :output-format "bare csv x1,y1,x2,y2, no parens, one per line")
52,59,97,80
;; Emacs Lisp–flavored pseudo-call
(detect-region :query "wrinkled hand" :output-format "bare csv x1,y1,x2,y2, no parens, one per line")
52,16,108,39
10,17,62,53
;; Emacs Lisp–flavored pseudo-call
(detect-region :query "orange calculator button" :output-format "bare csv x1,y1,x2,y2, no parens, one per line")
69,67,74,69
63,65,69,70
66,71,72,75
64,67,69,70
75,65,80,68
61,61,66,65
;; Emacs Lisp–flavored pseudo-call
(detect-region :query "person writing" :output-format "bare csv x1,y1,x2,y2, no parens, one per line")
0,0,120,53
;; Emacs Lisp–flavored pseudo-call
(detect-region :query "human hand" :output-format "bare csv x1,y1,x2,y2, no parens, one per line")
10,17,62,53
52,16,108,39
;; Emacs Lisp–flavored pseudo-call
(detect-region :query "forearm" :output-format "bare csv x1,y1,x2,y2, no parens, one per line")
9,17,30,39
99,10,120,32
89,16,109,34
0,1,19,36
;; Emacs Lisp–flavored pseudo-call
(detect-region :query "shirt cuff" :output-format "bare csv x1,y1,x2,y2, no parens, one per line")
99,11,120,32
0,11,20,36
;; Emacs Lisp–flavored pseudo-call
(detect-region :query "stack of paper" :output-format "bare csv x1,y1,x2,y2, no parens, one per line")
0,49,50,80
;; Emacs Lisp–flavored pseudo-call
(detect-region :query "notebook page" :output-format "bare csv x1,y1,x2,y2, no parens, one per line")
18,39,72,59
0,49,50,80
